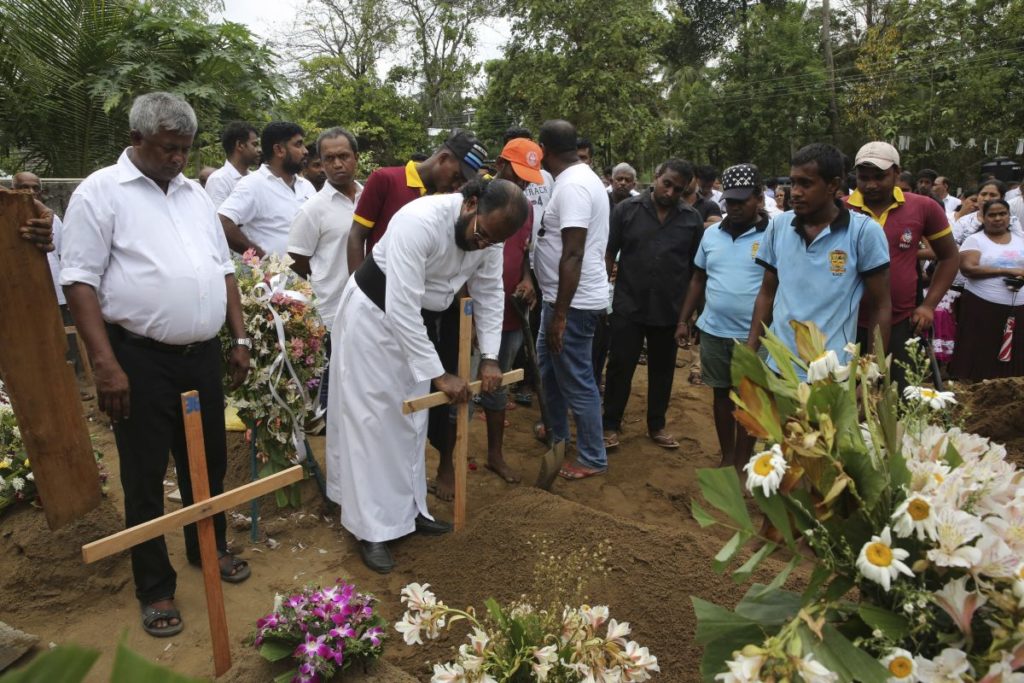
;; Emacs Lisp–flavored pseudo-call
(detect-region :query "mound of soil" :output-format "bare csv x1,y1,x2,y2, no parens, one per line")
960,377,1024,463
389,487,793,682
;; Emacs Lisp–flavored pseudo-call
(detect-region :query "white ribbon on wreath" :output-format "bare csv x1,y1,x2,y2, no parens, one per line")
252,273,326,464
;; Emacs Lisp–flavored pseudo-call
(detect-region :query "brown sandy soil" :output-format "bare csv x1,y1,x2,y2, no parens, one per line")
2,356,799,682
959,376,1024,465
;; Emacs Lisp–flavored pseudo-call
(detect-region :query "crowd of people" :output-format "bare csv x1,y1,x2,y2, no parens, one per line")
19,89,1024,636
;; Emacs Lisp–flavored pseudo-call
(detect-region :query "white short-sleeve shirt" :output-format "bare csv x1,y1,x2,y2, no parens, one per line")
218,165,315,256
204,159,244,208
535,163,610,310
59,148,234,344
960,231,1024,306
287,181,363,329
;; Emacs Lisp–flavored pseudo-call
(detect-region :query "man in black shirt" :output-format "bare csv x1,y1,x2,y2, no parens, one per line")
602,159,702,449
682,179,722,228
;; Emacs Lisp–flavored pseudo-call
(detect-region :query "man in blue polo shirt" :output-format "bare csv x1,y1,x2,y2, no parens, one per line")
747,143,891,377
677,163,769,472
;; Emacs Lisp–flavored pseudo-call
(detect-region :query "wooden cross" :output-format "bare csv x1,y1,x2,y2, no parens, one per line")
401,298,524,531
81,391,303,677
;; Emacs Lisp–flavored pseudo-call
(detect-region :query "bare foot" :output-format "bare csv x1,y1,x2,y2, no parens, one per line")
485,455,521,484
432,464,455,501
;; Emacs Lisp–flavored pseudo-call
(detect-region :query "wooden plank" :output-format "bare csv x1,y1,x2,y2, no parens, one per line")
402,368,523,414
81,465,303,564
453,297,472,532
180,391,231,677
0,190,100,529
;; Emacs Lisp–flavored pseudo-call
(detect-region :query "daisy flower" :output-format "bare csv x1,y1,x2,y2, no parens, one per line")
856,526,913,591
743,444,788,497
880,648,916,683
891,493,938,541
903,385,957,410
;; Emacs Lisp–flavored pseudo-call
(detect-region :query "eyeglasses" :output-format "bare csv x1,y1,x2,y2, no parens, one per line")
473,215,496,248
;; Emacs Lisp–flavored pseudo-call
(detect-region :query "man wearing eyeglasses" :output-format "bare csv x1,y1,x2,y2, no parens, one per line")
325,178,530,574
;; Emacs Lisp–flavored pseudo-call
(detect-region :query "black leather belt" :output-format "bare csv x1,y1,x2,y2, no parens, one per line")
107,324,215,355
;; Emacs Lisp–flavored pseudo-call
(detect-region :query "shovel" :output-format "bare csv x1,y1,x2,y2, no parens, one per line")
511,295,564,490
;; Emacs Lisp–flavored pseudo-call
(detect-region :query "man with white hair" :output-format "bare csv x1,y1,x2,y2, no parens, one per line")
607,162,639,206
61,92,253,638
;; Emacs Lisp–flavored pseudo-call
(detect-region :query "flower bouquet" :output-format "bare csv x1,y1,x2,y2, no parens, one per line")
692,322,1024,682
251,579,386,683
396,582,660,682
1,380,108,514
224,249,328,507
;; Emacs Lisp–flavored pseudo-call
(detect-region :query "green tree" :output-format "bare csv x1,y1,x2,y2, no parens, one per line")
0,0,280,177
474,0,668,171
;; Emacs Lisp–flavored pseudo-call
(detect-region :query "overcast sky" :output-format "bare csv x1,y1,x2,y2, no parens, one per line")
214,0,507,64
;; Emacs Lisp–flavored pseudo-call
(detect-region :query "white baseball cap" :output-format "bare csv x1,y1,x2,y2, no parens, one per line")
855,141,900,170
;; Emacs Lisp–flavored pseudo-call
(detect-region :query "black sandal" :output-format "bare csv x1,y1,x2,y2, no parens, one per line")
141,604,183,638
219,551,251,584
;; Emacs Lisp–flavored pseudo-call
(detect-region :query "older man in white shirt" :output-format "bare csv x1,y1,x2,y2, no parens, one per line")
205,121,260,208
61,92,252,639
326,178,529,573
218,121,315,257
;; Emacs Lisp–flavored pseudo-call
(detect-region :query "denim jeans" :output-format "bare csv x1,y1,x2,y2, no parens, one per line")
537,303,607,470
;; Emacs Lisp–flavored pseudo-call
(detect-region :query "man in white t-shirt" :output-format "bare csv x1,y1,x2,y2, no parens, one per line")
218,121,315,257
287,128,362,408
205,121,260,208
534,119,609,480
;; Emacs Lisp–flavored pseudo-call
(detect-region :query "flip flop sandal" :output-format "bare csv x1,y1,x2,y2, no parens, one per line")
688,368,704,385
558,463,607,480
219,552,251,584
603,432,620,448
650,433,680,449
141,604,183,638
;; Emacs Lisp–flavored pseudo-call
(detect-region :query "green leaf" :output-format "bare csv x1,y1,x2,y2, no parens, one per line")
759,332,802,386
802,563,832,604
697,467,754,533
691,597,758,645
735,585,802,625
258,638,295,662
731,543,776,584
0,645,98,683
858,604,910,640
484,598,508,629
110,642,210,682
713,531,752,573
273,671,294,683
944,441,963,469
275,488,288,508
799,623,890,682
752,556,800,597
698,624,766,683
691,500,717,528
754,489,795,549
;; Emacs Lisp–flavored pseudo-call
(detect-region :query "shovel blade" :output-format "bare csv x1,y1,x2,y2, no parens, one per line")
534,440,565,491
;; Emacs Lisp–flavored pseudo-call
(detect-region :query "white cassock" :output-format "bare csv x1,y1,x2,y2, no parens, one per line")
325,194,504,543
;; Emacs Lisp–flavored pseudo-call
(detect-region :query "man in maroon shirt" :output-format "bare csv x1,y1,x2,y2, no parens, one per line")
475,137,544,483
346,129,488,273
847,141,959,386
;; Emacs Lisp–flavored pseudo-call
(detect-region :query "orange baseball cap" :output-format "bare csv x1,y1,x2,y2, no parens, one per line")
499,138,544,185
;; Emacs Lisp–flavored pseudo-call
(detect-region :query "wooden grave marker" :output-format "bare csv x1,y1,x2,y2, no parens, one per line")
0,189,101,529
82,391,304,677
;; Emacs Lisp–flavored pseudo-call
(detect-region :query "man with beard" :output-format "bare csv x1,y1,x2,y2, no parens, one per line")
325,179,529,573
677,164,771,472
218,121,315,257
747,143,891,377
602,159,702,450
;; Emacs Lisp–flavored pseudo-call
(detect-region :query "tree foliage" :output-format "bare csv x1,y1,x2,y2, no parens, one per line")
0,0,279,177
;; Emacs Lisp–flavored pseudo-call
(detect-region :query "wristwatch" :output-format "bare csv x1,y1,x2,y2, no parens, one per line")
481,353,499,362
233,338,252,350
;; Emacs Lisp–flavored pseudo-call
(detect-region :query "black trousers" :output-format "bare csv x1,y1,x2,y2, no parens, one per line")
857,317,913,390
602,315,677,432
592,313,611,384
425,300,461,455
109,332,228,605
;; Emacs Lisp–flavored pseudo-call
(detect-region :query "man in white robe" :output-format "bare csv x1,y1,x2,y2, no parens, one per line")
325,178,530,573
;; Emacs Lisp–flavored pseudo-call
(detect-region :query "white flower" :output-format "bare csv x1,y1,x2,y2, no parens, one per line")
400,582,437,611
843,341,859,356
880,648,916,683
796,653,838,683
905,336,921,348
467,627,489,656
605,618,631,645
743,445,788,497
927,508,983,569
714,651,765,682
903,385,957,410
856,526,913,591
431,662,466,683
623,640,660,679
931,576,987,637
456,644,484,673
532,645,558,682
891,493,938,541
972,534,1019,579
807,350,842,382
915,648,971,682
395,612,424,645
980,653,1024,683
11,476,24,492
1014,578,1024,609
25,472,33,482
582,604,609,629
905,459,950,495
